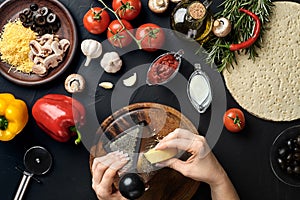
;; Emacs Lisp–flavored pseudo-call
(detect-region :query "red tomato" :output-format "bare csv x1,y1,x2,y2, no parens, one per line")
112,0,141,21
223,108,245,133
107,19,133,48
83,7,110,34
135,23,165,52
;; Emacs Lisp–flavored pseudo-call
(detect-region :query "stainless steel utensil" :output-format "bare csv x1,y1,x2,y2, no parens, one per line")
14,146,52,200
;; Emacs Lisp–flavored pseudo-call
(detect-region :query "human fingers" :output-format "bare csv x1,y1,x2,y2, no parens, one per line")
92,151,128,185
161,128,196,142
92,151,117,174
156,134,210,159
155,157,186,172
155,138,194,151
100,156,130,190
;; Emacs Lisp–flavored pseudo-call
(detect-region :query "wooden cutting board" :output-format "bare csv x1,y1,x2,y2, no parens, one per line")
90,102,200,200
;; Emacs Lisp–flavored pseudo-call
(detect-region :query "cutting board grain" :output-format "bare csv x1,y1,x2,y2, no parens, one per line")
90,102,200,200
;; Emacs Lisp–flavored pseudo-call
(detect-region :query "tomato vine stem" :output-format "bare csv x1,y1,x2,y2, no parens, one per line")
98,0,142,49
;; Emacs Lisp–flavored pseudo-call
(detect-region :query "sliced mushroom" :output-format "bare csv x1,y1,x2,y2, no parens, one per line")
32,64,47,76
37,33,54,45
148,0,169,14
64,74,85,93
59,39,70,52
29,40,43,56
44,54,62,69
170,0,181,3
51,40,64,55
33,56,44,65
28,50,34,61
41,41,53,56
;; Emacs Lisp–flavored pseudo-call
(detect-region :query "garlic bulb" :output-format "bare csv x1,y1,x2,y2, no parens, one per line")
100,52,122,73
81,39,102,66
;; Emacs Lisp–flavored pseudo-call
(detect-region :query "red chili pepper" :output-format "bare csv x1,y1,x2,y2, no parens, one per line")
32,94,85,144
223,8,261,51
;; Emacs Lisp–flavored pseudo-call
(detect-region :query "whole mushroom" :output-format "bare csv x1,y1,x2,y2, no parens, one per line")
64,74,86,93
212,17,232,37
148,0,169,14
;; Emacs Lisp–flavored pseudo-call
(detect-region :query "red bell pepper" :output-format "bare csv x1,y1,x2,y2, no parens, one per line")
32,94,86,144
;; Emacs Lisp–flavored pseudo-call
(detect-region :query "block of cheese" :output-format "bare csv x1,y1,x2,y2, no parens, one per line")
144,148,178,164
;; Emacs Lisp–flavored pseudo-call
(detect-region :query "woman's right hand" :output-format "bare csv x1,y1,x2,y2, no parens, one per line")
155,128,239,200
155,128,226,186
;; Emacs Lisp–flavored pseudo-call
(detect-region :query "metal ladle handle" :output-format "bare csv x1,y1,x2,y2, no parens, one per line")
14,171,33,200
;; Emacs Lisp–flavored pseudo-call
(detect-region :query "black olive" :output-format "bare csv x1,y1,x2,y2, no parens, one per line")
277,158,284,165
286,153,293,163
287,139,294,149
22,8,31,16
35,14,46,26
19,13,27,23
119,173,145,200
52,20,61,32
294,166,300,175
35,26,45,36
46,13,56,24
297,135,300,146
278,147,287,157
30,24,37,31
30,3,38,11
286,166,293,174
22,22,32,28
294,153,300,161
39,7,49,16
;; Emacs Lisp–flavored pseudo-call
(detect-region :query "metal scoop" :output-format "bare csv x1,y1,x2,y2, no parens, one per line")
14,146,52,200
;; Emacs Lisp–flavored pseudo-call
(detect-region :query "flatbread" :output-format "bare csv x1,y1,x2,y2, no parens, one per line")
223,1,300,121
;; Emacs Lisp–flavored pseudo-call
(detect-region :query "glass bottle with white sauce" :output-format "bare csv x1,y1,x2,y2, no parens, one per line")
187,63,212,113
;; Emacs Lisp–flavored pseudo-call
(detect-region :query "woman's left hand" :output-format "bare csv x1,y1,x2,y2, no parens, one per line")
92,151,129,200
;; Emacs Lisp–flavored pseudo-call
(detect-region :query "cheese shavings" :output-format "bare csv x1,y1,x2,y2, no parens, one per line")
0,19,36,73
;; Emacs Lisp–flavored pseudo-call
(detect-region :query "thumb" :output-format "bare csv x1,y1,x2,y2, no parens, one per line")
156,158,186,172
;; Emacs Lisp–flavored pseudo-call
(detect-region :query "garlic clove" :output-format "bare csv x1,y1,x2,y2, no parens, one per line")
99,82,114,89
123,73,137,87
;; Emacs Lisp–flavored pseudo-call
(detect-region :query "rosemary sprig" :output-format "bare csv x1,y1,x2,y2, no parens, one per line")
205,0,274,72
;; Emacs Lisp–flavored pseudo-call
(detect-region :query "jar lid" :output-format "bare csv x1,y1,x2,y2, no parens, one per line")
188,2,206,20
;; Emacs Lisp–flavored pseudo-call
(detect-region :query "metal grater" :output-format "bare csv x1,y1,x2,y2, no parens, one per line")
104,124,143,173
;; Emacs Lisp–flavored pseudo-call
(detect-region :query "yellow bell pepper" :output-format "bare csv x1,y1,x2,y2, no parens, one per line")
0,93,28,141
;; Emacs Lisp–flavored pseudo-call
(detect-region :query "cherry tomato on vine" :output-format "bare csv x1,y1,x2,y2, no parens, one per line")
107,19,133,48
83,7,110,34
223,108,245,133
112,0,142,21
135,23,165,52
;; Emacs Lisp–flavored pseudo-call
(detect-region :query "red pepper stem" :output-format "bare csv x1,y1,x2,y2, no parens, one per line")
69,126,82,145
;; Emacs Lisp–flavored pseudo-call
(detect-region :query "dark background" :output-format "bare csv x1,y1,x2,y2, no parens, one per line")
0,0,299,199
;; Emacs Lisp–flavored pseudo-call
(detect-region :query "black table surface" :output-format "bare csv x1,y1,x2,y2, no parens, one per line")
0,0,299,199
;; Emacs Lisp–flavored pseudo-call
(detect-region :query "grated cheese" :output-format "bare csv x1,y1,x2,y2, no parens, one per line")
0,19,36,73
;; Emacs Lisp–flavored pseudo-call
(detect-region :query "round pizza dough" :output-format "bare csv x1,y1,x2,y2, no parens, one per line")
223,1,300,121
